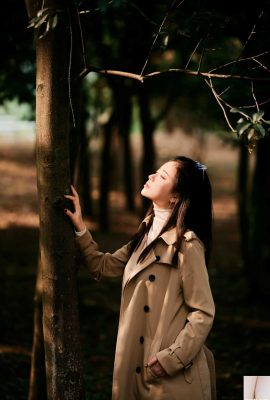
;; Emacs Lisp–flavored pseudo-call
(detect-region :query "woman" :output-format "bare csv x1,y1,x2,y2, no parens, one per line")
244,376,270,399
64,156,216,400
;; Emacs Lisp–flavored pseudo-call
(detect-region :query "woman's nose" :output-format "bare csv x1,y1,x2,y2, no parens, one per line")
148,173,155,180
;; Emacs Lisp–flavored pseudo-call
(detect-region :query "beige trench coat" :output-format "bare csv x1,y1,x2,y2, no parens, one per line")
76,216,216,400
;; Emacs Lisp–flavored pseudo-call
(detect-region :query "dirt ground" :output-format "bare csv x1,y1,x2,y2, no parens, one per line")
0,130,269,400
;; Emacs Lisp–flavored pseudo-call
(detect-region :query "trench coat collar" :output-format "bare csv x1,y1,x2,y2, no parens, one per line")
123,219,200,291
141,214,177,246
122,217,177,290
141,215,200,245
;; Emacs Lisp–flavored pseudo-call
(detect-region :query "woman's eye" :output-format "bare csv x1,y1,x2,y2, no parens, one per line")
161,175,166,180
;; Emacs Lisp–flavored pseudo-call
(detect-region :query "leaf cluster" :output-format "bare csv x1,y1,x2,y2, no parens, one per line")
231,108,270,153
28,7,60,39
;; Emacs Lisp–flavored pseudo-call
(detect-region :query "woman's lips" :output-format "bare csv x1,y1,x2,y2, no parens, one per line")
144,182,150,188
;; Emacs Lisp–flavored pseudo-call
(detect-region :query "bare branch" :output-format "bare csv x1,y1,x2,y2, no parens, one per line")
127,1,159,26
204,78,236,132
140,0,185,76
253,58,270,73
185,38,203,70
209,51,270,74
144,68,270,81
242,9,265,53
78,66,144,82
78,65,270,82
251,81,259,111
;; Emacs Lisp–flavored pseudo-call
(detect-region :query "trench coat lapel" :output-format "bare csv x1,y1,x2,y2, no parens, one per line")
122,225,177,290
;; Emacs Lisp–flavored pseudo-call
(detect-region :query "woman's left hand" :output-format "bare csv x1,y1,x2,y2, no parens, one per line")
146,356,167,377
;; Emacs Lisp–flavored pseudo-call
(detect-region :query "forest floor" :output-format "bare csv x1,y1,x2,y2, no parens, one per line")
0,130,270,400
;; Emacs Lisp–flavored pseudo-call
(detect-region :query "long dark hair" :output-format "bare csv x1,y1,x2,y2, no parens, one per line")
129,156,213,266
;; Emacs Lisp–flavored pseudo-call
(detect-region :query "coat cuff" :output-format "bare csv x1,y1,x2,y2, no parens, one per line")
75,230,96,251
156,345,193,376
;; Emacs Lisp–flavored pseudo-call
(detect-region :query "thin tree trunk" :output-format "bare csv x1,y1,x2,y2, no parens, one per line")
120,87,134,212
99,111,117,230
250,134,270,303
138,86,155,215
34,2,85,398
237,143,253,295
112,81,134,212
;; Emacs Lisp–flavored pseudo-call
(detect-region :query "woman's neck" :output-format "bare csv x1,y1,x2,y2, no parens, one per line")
153,201,171,210
146,206,172,246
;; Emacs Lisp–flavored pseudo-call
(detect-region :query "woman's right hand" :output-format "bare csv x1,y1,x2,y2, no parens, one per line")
64,185,86,232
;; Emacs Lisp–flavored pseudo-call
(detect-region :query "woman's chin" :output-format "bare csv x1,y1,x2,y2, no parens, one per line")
141,188,150,198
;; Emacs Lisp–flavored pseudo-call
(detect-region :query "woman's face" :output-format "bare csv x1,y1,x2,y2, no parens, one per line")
141,161,178,208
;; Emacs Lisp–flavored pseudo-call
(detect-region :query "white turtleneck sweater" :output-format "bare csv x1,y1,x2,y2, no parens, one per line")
146,207,172,246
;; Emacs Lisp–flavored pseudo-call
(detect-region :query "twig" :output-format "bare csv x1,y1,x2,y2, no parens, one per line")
251,81,259,111
252,58,270,73
205,78,236,132
144,68,270,81
208,50,270,73
140,0,185,76
127,1,158,26
185,38,203,70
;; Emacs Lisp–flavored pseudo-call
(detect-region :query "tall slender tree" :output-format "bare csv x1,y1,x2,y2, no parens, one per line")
25,1,85,398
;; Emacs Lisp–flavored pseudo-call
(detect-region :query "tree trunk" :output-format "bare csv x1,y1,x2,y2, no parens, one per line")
111,80,135,212
99,111,116,230
250,134,270,303
119,85,134,212
28,255,47,400
236,143,253,295
138,86,155,215
27,1,85,398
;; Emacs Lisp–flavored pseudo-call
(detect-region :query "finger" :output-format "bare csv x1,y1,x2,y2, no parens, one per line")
147,357,158,367
64,208,74,218
64,194,75,200
71,185,78,197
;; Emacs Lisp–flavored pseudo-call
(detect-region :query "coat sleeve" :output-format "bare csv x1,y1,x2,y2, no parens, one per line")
156,238,215,376
75,230,131,280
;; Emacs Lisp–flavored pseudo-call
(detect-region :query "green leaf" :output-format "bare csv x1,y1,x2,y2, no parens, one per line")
230,107,251,119
252,110,264,123
51,14,58,29
237,121,252,136
237,117,245,124
253,123,266,138
34,15,49,28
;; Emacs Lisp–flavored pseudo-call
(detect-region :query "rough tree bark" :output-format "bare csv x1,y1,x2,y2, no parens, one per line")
25,0,85,398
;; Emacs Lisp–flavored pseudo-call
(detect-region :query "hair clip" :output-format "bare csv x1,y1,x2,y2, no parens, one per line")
195,161,207,171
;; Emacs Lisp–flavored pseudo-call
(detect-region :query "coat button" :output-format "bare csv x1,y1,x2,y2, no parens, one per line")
139,336,144,343
144,305,150,312
136,366,141,374
155,255,160,261
149,274,155,282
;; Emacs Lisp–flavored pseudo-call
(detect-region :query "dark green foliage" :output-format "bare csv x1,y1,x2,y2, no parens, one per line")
0,1,35,107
